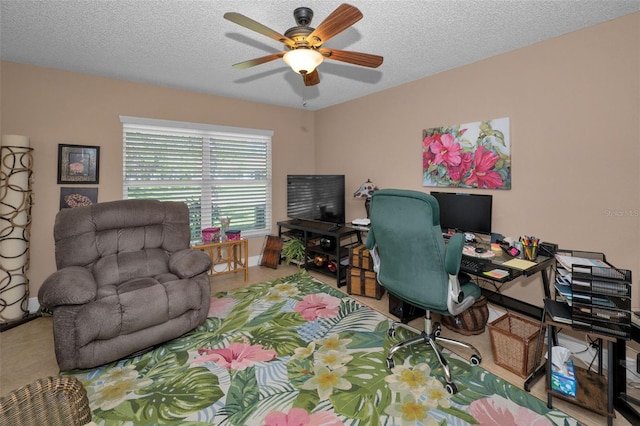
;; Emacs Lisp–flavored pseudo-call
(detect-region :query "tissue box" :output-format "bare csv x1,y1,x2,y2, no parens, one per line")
225,230,241,241
551,359,577,397
202,227,220,243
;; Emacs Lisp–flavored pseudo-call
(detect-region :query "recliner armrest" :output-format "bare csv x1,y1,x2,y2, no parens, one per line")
169,249,212,278
38,266,97,308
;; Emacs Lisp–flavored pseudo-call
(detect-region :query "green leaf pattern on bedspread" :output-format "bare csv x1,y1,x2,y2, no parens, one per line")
68,271,579,425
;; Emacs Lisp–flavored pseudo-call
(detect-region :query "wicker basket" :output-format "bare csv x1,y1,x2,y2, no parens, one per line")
0,376,92,426
488,313,542,378
441,296,489,335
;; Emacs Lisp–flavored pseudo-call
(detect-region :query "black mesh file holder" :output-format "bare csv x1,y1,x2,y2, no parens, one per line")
571,265,632,339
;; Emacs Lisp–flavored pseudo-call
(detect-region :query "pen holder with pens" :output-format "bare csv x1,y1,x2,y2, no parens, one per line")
520,235,539,261
523,244,538,261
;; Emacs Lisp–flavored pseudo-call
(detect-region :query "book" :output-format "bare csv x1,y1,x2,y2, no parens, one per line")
545,299,572,324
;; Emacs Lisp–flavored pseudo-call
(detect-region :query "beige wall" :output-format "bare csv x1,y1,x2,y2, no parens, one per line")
316,13,640,307
1,12,638,309
0,63,316,298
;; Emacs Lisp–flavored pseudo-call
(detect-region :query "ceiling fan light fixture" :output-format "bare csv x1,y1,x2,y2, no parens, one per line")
283,49,323,74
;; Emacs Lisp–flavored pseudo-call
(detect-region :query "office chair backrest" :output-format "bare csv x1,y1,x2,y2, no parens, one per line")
368,189,458,312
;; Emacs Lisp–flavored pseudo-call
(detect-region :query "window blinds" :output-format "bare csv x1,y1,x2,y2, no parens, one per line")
121,116,272,241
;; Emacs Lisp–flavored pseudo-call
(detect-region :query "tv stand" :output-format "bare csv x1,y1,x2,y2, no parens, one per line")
278,219,362,287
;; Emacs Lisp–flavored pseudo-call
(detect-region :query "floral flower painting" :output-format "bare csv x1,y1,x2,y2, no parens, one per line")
423,117,511,189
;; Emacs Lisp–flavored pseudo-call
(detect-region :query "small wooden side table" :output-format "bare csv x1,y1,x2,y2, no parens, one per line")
192,238,248,282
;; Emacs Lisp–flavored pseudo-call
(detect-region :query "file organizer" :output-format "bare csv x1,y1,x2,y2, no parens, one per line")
571,265,632,339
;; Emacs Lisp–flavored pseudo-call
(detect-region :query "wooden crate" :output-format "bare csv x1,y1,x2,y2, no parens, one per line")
259,235,282,269
347,267,384,299
350,244,375,271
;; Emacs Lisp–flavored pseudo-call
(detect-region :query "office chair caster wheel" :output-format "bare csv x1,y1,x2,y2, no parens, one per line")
445,382,458,395
433,322,441,337
387,327,396,338
470,354,482,366
386,358,395,369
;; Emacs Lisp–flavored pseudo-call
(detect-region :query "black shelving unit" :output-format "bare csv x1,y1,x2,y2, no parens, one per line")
547,250,633,426
277,219,362,287
616,322,640,424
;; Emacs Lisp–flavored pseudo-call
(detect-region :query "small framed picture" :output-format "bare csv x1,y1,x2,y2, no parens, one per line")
59,187,98,210
57,144,100,184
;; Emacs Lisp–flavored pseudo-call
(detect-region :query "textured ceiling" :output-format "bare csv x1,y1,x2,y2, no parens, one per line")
1,1,639,111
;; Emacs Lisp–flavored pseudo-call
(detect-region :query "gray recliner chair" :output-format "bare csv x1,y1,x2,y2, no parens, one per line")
39,199,212,371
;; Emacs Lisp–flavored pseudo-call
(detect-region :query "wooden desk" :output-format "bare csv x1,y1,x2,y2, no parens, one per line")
192,238,248,282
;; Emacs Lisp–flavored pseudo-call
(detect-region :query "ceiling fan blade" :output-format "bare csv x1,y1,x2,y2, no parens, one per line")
232,52,285,69
303,69,320,86
306,4,363,47
319,48,383,68
224,12,294,47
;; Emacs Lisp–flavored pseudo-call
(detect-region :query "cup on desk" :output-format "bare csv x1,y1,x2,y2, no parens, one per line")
523,244,538,261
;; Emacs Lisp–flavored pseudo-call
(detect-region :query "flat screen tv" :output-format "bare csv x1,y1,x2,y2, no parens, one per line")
430,192,492,235
287,175,345,225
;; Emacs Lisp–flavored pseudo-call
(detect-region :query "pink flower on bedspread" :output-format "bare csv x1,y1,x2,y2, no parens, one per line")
208,296,235,318
294,293,341,321
469,395,552,426
194,342,276,370
264,407,343,426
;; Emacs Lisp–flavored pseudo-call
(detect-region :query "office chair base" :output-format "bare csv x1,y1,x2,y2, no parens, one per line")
386,321,482,395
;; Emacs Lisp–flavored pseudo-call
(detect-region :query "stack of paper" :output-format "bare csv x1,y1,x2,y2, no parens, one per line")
555,254,609,271
502,258,537,270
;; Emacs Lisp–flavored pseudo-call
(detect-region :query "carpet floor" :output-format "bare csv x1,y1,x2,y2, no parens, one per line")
67,271,580,425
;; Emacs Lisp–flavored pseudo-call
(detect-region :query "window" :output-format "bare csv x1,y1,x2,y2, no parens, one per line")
121,116,273,241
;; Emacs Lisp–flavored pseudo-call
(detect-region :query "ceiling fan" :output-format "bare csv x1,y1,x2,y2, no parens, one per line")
223,3,383,86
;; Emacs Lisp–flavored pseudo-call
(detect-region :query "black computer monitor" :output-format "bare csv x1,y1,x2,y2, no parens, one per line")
430,192,492,235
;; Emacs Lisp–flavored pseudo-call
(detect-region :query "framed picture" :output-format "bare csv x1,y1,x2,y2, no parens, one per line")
59,187,98,210
57,144,100,184
422,117,511,190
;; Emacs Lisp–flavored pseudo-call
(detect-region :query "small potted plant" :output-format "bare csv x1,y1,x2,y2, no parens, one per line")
281,237,306,268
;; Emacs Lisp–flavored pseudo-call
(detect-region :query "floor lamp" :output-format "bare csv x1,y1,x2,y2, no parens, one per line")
0,135,35,331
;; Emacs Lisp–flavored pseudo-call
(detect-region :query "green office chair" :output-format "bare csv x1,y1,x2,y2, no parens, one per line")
366,189,482,394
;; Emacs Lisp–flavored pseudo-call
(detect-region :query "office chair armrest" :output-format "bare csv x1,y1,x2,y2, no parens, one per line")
365,231,381,273
365,229,375,250
444,233,468,311
444,233,463,276
447,279,477,316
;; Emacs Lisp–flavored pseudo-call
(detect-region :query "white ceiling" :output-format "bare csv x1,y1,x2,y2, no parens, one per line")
1,1,639,111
